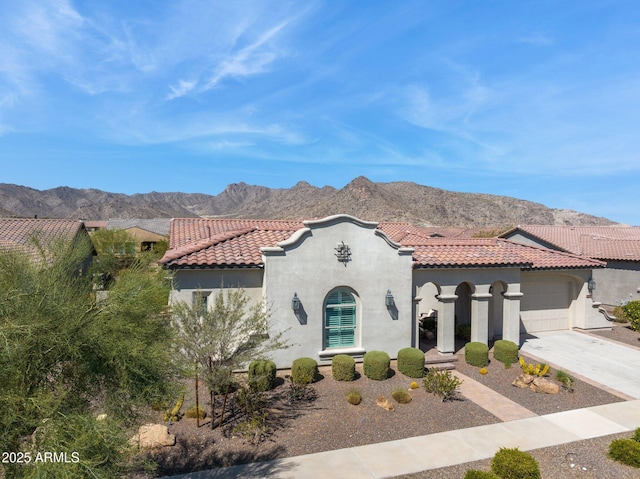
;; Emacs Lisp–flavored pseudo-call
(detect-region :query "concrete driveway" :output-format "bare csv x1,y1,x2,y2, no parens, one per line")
520,330,640,399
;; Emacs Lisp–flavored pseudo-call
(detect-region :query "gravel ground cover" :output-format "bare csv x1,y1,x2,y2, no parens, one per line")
141,323,640,478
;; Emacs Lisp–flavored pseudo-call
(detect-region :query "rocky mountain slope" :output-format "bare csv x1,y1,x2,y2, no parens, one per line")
0,177,615,228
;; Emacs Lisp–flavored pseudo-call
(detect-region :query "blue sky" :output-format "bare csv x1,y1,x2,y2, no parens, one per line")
1,1,639,225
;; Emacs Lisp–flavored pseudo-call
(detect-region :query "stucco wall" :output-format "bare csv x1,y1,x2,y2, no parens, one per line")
262,216,414,368
592,263,640,307
169,268,264,307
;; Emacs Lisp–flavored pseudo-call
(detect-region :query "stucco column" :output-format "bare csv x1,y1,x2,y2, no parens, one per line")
436,294,457,354
471,293,492,345
502,291,524,345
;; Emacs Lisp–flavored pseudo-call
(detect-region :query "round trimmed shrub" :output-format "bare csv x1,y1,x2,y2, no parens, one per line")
493,340,519,365
464,470,499,479
185,405,206,419
391,387,412,404
332,354,356,381
465,342,489,367
490,447,540,479
397,347,425,378
291,357,318,384
363,350,391,380
609,438,640,468
248,359,277,391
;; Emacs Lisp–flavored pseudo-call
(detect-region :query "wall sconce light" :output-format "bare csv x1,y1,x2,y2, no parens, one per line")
588,278,596,293
291,292,301,311
385,289,394,307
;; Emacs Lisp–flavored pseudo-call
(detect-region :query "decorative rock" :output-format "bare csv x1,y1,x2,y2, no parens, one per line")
512,373,535,389
376,395,395,411
530,377,560,394
129,424,176,449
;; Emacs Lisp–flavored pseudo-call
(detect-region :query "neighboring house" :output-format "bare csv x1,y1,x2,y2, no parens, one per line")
0,218,94,268
105,219,170,253
501,225,640,308
160,214,608,368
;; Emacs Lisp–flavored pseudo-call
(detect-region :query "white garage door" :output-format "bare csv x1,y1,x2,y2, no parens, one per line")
520,281,571,332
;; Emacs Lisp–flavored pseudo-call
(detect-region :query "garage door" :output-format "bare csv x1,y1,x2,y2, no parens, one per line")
520,281,571,332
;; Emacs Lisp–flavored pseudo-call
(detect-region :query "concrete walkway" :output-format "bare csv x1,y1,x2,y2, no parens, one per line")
163,401,640,479
163,332,640,479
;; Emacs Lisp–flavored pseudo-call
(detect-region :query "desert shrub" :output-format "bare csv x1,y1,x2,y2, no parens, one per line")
185,405,206,419
409,381,419,389
556,370,575,392
456,323,472,341
391,387,412,404
397,347,425,378
363,350,391,380
633,427,640,442
422,370,463,401
464,470,500,479
332,354,356,381
291,357,318,384
465,342,489,367
518,357,549,377
493,339,519,365
346,389,362,405
608,438,640,468
612,305,629,323
233,412,269,444
490,447,540,479
479,367,488,375
248,359,277,392
624,300,640,331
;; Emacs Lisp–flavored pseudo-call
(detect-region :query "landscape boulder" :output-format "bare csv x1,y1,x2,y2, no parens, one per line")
129,424,176,449
376,395,395,411
530,377,559,394
512,373,535,389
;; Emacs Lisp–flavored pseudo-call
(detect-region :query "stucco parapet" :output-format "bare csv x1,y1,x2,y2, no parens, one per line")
303,214,379,229
275,227,312,249
471,293,493,300
260,246,285,256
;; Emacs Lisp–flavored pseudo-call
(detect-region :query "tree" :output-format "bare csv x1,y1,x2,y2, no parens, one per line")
171,287,288,429
0,233,176,478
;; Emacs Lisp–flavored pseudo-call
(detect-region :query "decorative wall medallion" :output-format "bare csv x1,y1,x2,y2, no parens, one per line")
335,241,351,265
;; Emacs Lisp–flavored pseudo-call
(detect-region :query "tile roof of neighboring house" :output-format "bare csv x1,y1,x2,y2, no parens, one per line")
106,219,171,236
160,218,604,271
501,225,640,261
0,218,87,259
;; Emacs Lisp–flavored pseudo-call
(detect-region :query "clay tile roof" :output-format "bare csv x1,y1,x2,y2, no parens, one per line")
502,225,640,261
0,218,86,259
160,218,304,267
411,238,605,270
161,217,605,271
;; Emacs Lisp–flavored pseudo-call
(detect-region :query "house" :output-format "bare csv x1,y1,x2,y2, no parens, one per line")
105,219,170,253
0,218,94,268
160,215,608,368
500,225,640,308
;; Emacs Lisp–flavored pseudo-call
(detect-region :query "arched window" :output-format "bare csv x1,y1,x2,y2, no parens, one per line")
325,289,357,348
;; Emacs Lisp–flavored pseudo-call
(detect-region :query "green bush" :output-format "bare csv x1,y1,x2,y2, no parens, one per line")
465,342,489,367
332,354,356,381
422,370,463,401
248,359,277,391
556,370,575,392
397,347,425,378
493,339,519,365
633,427,640,442
363,351,391,380
291,357,318,384
490,447,540,479
391,387,412,404
609,438,640,467
456,323,472,341
624,300,640,331
464,470,500,479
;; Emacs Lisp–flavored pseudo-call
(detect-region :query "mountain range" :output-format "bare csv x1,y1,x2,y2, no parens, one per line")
0,176,615,228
